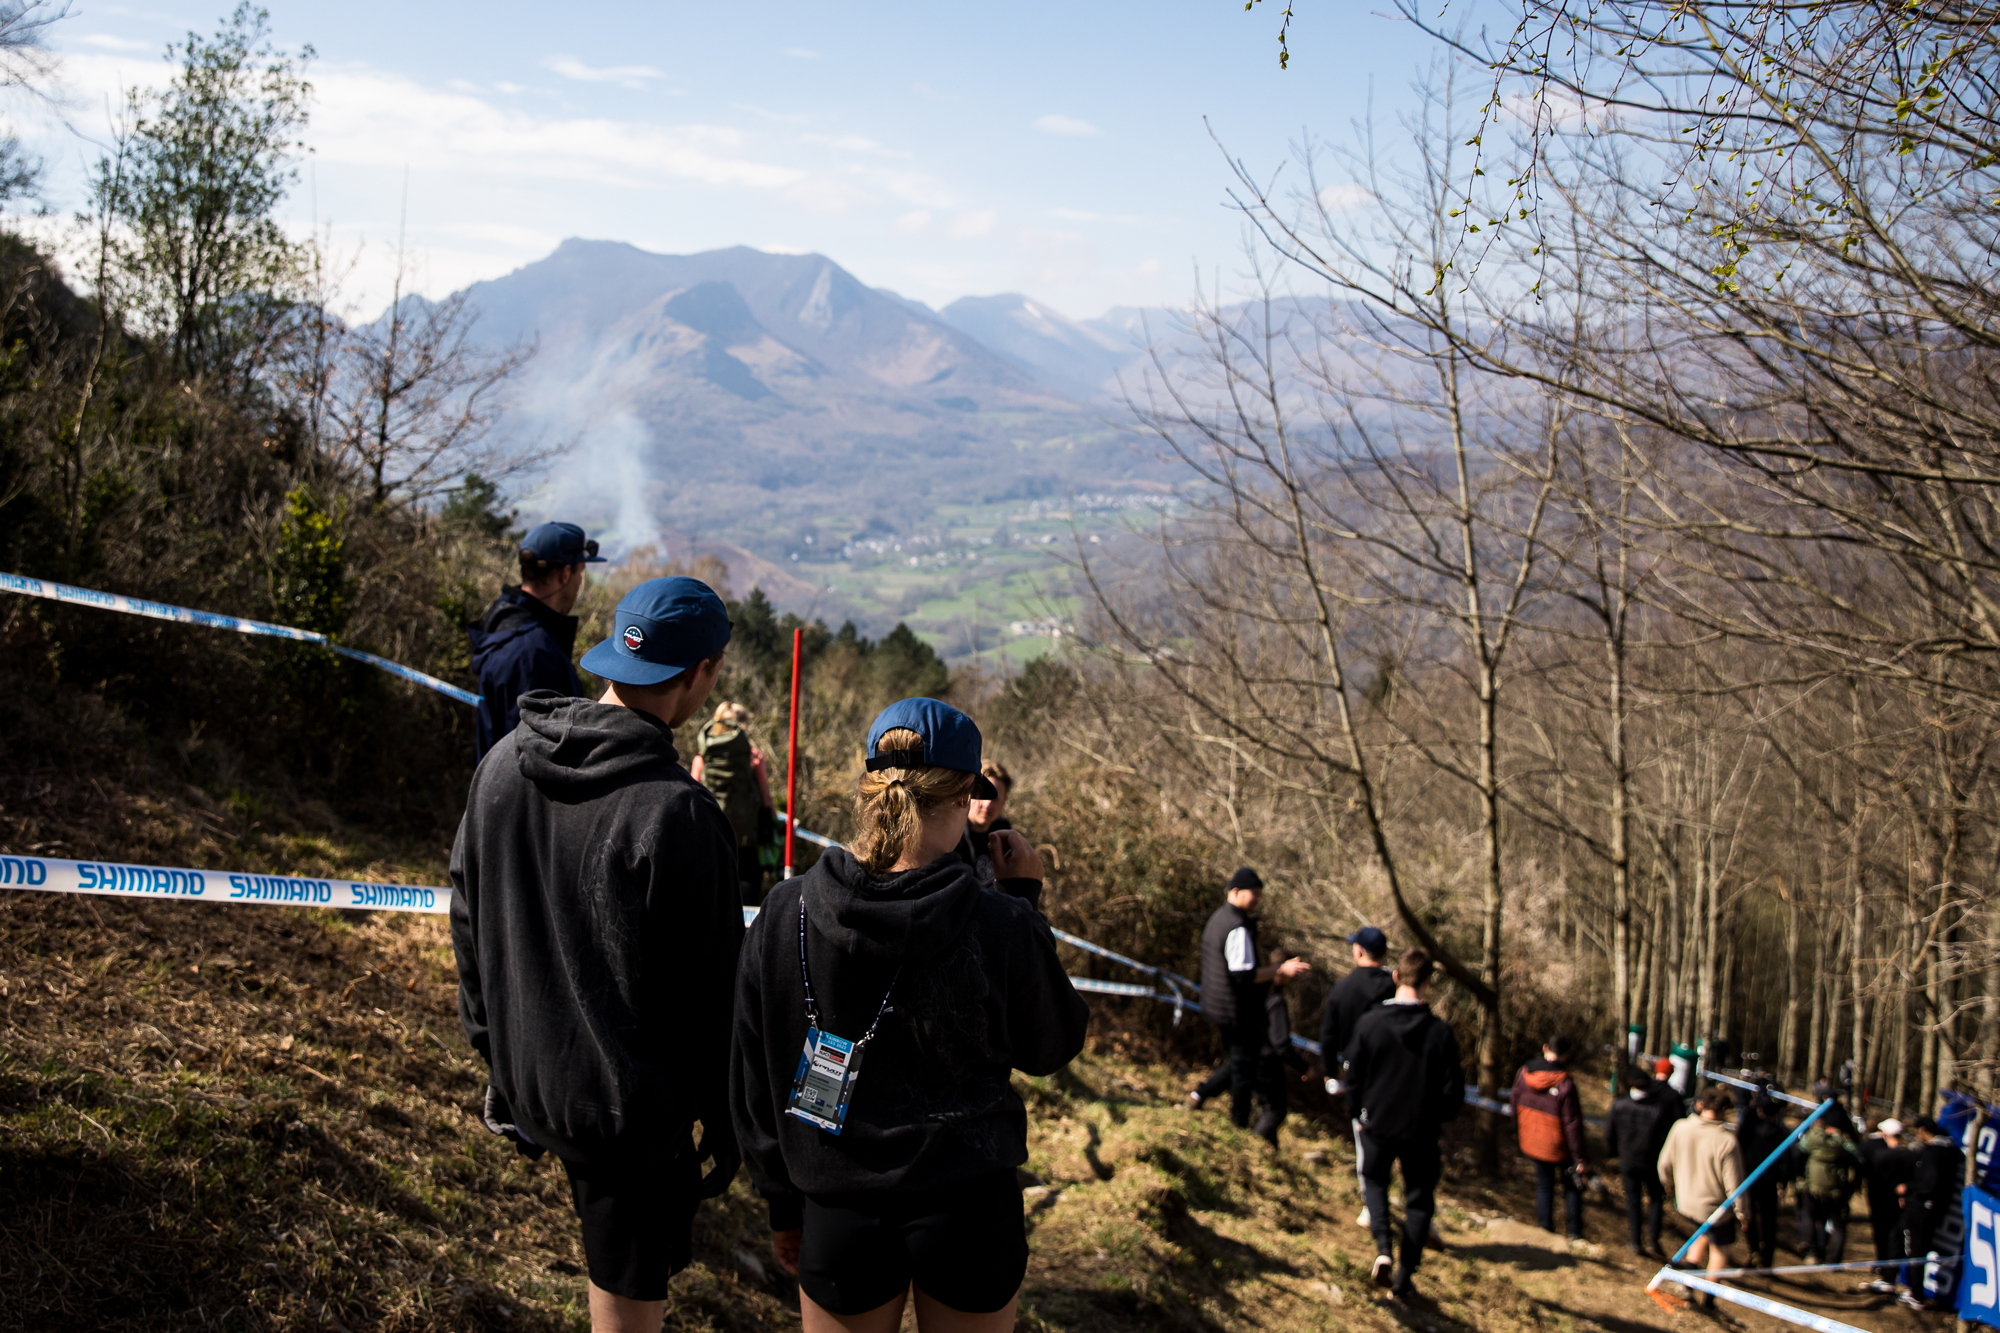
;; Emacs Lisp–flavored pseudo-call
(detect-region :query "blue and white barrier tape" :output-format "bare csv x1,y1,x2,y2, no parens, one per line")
1648,1268,1873,1333
779,813,840,850
0,853,450,914
1,571,480,708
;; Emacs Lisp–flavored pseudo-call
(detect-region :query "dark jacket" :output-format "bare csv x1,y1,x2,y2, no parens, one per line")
1737,1107,1793,1189
1608,1079,1684,1175
1513,1057,1589,1165
1199,902,1265,1031
729,846,1090,1231
1318,964,1396,1069
1862,1138,1916,1208
1265,989,1307,1070
449,692,743,1163
1344,999,1465,1138
1911,1140,1965,1210
468,587,584,762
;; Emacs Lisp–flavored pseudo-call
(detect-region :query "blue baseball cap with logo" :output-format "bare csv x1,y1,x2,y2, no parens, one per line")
522,521,608,566
580,576,731,686
866,697,998,800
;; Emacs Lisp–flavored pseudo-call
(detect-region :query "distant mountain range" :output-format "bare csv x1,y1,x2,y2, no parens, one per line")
461,239,1186,561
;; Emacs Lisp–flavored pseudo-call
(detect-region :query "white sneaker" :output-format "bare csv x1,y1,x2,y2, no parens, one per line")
1357,1207,1372,1228
1371,1254,1394,1288
1859,1279,1894,1294
1186,1090,1204,1108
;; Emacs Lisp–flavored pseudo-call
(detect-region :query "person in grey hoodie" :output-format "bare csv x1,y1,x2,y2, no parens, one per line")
451,576,740,1333
730,698,1090,1333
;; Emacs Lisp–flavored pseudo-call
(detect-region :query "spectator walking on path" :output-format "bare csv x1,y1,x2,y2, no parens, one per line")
729,698,1090,1333
468,521,605,763
1513,1034,1591,1241
1799,1116,1864,1263
1342,946,1464,1303
690,702,776,906
1658,1086,1750,1310
1900,1117,1964,1309
451,576,741,1333
1188,868,1311,1128
1607,1066,1683,1256
1737,1095,1793,1269
1858,1119,1914,1292
1317,925,1396,1224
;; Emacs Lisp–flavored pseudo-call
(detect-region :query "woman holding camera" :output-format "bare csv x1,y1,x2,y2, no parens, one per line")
730,697,1090,1332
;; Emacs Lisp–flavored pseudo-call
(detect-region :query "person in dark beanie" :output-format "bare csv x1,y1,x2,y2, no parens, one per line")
1606,1066,1683,1256
1900,1117,1963,1309
451,575,742,1333
468,520,608,763
1512,1034,1590,1240
1343,946,1464,1302
1189,868,1311,1129
730,698,1090,1333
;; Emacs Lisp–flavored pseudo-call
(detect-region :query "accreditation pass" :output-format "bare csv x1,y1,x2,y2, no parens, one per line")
786,1027,866,1134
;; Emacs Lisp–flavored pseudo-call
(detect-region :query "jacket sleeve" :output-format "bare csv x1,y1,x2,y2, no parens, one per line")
1727,1139,1749,1223
679,803,746,1152
1345,1023,1372,1116
1561,1082,1589,1164
447,812,489,1063
728,912,802,1232
1437,1025,1465,1123
1317,980,1342,1066
1003,901,1092,1076
1605,1104,1623,1162
1657,1124,1678,1198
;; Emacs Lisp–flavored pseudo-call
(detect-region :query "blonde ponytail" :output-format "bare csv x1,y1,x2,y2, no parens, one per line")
850,727,974,872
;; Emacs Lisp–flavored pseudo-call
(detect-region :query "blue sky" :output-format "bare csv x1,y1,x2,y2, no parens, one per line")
14,1,1446,320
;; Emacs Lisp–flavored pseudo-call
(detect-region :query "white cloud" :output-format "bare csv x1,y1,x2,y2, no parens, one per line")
892,210,930,235
1317,183,1375,212
947,209,996,238
1035,113,1102,137
784,47,823,59
495,81,526,94
544,54,665,89
79,33,152,52
801,132,910,159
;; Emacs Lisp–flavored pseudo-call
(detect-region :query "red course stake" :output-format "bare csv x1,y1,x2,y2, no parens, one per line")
784,627,803,879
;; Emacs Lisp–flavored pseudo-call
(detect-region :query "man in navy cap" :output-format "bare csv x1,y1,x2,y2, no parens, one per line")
467,520,607,763
451,576,742,1332
1318,925,1398,1224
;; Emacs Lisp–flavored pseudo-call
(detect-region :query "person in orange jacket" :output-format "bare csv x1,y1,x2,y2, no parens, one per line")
1512,1033,1591,1240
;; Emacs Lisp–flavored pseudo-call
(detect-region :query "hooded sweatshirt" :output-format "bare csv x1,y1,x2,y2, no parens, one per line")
1658,1114,1748,1223
1513,1057,1589,1165
449,691,743,1163
467,587,584,762
1342,998,1465,1138
730,846,1090,1230
1318,963,1396,1068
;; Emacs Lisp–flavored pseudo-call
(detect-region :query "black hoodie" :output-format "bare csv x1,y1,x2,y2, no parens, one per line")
449,691,743,1163
730,846,1090,1230
1318,963,1396,1068
1343,999,1465,1139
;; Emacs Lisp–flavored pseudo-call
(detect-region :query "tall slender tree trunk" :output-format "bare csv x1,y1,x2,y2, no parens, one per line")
1781,885,1801,1080
1807,922,1829,1086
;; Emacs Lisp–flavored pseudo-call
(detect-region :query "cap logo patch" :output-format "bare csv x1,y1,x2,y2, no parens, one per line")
622,625,646,652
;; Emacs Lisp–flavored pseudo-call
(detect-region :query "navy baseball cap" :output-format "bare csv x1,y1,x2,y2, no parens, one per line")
522,521,607,566
580,577,731,686
1347,926,1389,957
866,698,998,800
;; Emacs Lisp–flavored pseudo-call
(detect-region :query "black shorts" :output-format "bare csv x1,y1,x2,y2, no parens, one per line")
799,1169,1027,1315
561,1154,698,1301
1694,1214,1738,1248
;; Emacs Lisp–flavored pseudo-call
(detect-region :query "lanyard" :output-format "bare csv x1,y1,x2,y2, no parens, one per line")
798,895,900,1045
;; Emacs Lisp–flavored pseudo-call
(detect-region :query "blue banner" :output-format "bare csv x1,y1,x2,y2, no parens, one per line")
1961,1183,1999,1326
1,571,481,707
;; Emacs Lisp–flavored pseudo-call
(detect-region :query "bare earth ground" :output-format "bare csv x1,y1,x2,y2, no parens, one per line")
0,776,1960,1332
